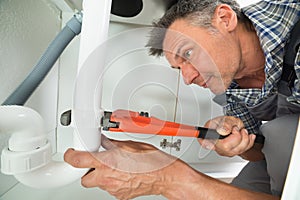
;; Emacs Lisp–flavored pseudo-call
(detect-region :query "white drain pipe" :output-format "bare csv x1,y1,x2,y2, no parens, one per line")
73,0,112,152
0,0,112,188
0,105,86,188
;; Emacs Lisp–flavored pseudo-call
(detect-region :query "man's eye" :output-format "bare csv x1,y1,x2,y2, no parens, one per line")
184,49,192,59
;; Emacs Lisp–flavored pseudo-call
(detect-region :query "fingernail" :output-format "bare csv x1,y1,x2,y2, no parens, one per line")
217,127,229,135
233,126,240,131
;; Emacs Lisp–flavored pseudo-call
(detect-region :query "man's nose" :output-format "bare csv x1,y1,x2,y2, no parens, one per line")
180,63,200,85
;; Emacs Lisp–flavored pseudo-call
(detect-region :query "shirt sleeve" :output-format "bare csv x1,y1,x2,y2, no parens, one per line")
223,100,262,135
288,47,300,104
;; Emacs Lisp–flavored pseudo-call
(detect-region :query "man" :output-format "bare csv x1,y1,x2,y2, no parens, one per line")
64,0,300,199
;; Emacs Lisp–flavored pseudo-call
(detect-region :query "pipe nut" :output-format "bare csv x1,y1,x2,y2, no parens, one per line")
1,142,52,175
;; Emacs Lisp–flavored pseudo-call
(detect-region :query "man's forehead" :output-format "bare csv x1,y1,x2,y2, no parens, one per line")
163,19,202,50
163,29,182,52
163,23,191,52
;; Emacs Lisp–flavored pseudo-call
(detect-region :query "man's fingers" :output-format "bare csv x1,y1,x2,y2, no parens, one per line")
64,148,98,168
81,169,100,188
101,134,130,150
101,134,117,150
226,128,255,155
246,133,256,150
206,116,245,136
198,138,216,150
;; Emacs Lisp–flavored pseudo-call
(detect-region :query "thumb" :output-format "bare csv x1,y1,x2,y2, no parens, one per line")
216,127,231,136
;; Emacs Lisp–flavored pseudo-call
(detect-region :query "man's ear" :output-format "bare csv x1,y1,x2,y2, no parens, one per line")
213,4,238,32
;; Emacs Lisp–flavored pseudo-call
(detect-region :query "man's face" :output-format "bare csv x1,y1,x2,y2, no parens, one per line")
163,19,241,95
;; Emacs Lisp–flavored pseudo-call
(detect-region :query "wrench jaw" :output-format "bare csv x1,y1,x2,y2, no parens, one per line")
100,111,119,131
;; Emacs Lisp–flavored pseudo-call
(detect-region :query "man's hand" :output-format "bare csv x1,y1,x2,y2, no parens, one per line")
198,116,256,157
64,135,178,199
64,136,273,200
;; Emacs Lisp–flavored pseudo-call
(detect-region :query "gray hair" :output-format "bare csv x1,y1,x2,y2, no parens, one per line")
147,0,249,57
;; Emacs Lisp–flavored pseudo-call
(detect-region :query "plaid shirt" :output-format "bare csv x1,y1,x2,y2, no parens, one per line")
222,0,300,134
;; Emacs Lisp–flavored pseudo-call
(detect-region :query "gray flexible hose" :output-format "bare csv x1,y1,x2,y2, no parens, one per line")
2,12,82,106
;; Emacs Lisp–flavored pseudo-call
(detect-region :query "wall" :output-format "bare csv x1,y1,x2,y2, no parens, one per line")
0,0,61,197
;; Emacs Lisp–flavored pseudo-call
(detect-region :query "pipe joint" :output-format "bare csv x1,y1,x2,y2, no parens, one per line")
0,105,52,175
66,11,82,35
1,142,52,175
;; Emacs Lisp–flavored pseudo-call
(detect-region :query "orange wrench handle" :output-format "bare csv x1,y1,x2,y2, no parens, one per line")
104,109,226,140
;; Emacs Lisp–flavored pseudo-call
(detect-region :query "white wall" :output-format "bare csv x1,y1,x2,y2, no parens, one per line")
0,0,61,197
